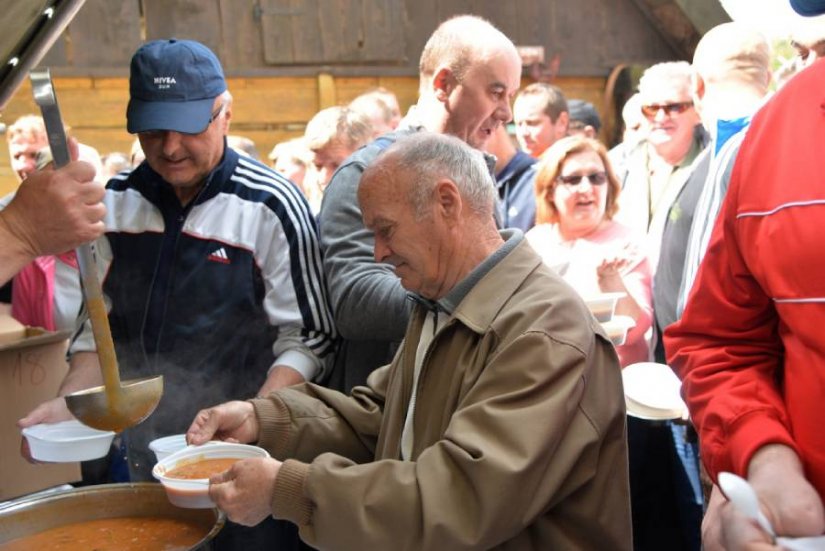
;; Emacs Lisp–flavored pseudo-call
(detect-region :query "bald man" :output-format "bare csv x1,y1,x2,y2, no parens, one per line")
653,22,771,550
665,7,825,547
319,15,521,392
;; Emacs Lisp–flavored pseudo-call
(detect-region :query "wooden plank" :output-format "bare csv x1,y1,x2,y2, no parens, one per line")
317,73,337,108
142,0,223,59
39,34,69,68
471,0,518,41
261,0,326,64
335,77,381,104
403,0,437,74
229,77,320,124
436,0,474,23
317,0,359,62
259,0,301,64
357,0,406,63
64,0,142,68
217,0,267,69
0,169,18,199
604,0,682,66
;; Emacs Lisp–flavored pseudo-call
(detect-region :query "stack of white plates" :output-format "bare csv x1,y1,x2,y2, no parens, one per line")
622,362,688,421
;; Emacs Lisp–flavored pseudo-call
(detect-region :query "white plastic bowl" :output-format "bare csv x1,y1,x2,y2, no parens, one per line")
584,292,626,322
152,442,270,508
22,420,115,462
601,315,635,346
149,433,188,463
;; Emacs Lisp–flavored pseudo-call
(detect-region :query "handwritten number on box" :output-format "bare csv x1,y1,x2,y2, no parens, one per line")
12,351,47,387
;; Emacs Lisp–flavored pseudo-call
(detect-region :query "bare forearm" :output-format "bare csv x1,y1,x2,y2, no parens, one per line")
257,365,306,397
0,217,35,285
59,351,104,396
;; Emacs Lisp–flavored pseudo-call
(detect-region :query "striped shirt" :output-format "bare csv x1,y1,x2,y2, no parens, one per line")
677,124,749,317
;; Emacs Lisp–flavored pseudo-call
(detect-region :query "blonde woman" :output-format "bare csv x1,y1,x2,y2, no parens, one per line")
526,135,653,366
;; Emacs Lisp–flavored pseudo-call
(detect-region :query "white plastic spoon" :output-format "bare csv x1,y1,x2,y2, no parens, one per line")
718,472,776,538
719,472,825,550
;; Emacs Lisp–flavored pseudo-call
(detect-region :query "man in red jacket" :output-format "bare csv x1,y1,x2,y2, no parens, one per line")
665,2,825,547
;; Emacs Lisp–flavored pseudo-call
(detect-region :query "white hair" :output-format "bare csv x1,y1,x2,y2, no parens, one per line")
373,132,496,219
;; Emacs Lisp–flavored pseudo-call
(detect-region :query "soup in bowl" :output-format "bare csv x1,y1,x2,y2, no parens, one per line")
152,442,269,508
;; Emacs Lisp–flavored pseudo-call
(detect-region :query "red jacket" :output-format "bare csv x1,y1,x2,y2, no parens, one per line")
665,59,825,499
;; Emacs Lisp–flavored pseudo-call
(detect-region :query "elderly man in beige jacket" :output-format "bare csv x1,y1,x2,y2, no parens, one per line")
188,132,632,550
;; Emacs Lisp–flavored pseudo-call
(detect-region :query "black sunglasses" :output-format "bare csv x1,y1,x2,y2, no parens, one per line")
640,101,693,119
557,172,608,187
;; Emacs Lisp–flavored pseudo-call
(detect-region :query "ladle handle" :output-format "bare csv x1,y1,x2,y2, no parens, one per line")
29,68,122,389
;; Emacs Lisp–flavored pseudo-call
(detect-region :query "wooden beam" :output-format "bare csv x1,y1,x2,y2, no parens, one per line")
317,72,336,108
628,0,700,60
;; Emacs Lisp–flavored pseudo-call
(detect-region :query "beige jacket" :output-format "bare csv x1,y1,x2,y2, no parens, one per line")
252,239,632,550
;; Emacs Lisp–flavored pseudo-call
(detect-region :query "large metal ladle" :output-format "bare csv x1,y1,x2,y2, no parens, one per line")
30,68,163,433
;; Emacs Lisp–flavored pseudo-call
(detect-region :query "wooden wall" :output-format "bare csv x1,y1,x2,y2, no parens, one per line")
0,0,685,194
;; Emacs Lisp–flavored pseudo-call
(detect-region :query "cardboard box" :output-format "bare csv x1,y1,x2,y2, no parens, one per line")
0,326,81,500
0,315,25,345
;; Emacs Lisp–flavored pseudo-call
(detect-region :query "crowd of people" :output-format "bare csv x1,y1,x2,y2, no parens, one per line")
2,1,825,548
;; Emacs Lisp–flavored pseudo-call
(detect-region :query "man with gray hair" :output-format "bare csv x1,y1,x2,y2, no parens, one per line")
188,132,632,550
319,14,521,392
20,38,334,550
614,61,707,267
646,23,772,551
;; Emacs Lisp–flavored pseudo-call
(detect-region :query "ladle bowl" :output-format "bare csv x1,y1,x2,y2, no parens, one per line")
65,375,164,433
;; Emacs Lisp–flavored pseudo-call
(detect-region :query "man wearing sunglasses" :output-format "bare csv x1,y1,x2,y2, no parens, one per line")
614,61,706,268
19,38,334,550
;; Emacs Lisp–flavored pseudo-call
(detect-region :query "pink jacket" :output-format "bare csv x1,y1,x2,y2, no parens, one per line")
12,252,77,331
525,220,653,367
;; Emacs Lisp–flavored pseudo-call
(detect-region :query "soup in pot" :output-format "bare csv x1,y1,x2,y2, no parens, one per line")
0,516,206,551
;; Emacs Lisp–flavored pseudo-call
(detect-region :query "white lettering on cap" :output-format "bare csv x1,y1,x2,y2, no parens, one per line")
153,76,177,90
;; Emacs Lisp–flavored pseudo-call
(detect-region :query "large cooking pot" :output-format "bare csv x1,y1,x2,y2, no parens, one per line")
0,483,224,550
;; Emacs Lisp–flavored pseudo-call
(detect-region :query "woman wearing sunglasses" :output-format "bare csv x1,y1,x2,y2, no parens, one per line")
526,135,653,367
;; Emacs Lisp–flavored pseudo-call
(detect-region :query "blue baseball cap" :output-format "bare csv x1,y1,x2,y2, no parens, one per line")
791,0,825,15
127,39,227,134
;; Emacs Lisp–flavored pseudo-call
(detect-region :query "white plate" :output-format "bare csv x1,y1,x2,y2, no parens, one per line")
22,420,115,462
584,292,626,322
601,315,635,346
622,362,687,419
625,395,686,421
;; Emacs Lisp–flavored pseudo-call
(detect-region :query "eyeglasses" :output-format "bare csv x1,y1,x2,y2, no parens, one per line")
640,101,693,119
557,172,607,187
206,103,225,126
138,103,225,137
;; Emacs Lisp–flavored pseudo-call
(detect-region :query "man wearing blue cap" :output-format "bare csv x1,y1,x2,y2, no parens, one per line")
21,38,334,550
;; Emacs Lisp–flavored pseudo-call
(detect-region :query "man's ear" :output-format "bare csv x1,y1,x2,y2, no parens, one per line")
691,72,705,103
434,179,462,222
433,66,457,103
557,111,570,131
222,104,233,134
